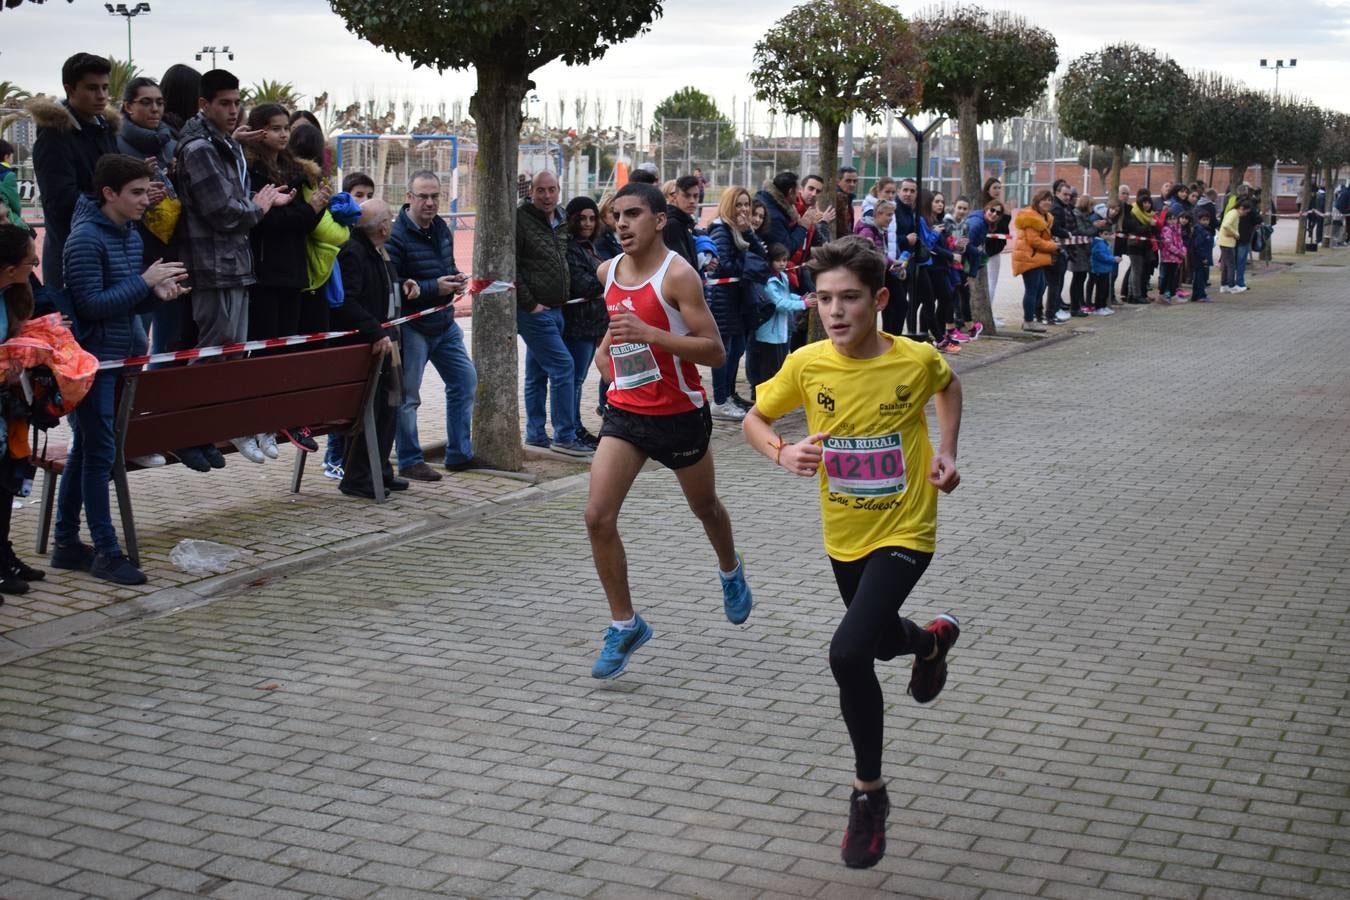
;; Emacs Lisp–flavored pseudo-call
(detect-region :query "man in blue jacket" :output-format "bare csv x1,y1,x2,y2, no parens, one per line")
386,170,484,481
55,155,188,585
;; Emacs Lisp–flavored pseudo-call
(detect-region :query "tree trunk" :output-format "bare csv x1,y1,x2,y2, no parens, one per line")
1259,163,1275,262
1171,149,1183,185
1184,152,1200,184
468,59,529,471
1108,145,1124,198
807,115,842,343
1321,164,1334,248
1295,163,1313,255
957,94,994,335
1229,162,1250,190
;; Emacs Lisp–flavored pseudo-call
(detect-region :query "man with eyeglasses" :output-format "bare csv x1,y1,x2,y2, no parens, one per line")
386,170,485,481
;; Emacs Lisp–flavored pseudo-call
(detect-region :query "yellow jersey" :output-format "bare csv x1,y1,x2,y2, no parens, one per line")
755,334,953,560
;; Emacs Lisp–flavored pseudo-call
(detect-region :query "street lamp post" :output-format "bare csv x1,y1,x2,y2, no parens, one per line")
194,46,234,69
1258,57,1297,95
104,3,151,63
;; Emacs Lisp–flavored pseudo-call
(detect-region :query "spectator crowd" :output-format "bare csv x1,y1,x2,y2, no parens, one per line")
0,52,1317,595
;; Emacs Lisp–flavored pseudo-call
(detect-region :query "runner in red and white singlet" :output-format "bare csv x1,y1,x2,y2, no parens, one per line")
603,249,706,416
583,182,753,682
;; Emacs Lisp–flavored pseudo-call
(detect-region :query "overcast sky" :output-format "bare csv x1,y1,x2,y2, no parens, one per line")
2,0,1347,128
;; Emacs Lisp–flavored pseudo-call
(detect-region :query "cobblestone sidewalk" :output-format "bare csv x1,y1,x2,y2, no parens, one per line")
1,254,1347,898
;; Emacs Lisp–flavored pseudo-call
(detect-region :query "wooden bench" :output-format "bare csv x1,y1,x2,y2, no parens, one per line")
33,342,387,566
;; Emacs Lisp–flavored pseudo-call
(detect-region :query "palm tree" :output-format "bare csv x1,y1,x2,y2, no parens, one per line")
0,81,32,138
106,56,140,108
243,80,303,110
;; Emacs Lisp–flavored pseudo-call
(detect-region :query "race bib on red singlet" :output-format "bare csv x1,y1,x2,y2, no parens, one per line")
609,341,661,389
822,434,906,496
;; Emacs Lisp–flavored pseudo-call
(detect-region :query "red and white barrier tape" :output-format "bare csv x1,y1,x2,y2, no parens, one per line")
97,300,463,371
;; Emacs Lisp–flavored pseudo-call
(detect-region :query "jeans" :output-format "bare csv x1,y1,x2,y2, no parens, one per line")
712,333,747,405
883,271,910,335
1044,254,1068,319
1160,262,1180,297
397,321,477,469
565,336,598,432
1069,270,1088,313
1235,242,1251,287
1021,267,1046,322
325,434,343,468
747,340,788,399
517,307,577,445
1220,246,1237,287
147,294,186,366
54,372,120,557
1192,265,1210,300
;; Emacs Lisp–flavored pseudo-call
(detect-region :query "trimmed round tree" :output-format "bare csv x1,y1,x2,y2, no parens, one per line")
1057,43,1190,197
1177,73,1238,183
1215,88,1274,190
915,4,1056,334
916,5,1057,203
750,0,924,206
329,0,664,471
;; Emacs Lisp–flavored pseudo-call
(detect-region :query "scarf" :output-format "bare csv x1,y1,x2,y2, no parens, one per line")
1131,203,1154,228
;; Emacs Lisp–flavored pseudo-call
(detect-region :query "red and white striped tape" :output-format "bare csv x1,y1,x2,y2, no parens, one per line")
98,300,462,371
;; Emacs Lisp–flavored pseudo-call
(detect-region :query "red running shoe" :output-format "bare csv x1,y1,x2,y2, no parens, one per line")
909,613,960,704
841,785,890,869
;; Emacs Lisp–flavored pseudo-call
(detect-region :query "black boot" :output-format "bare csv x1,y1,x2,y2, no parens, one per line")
5,542,45,582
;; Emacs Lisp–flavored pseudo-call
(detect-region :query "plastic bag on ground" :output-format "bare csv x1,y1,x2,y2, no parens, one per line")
169,539,245,575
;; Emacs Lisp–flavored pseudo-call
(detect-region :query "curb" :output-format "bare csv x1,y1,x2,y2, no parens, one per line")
0,469,594,666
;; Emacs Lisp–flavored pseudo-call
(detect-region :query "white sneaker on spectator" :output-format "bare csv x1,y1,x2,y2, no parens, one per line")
130,453,166,467
257,433,280,460
1054,310,1071,323
231,436,266,464
710,401,746,421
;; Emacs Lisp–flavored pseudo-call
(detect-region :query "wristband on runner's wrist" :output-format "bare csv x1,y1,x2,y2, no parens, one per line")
769,435,785,466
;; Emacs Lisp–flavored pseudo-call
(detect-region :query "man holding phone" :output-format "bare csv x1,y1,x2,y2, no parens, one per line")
387,169,485,481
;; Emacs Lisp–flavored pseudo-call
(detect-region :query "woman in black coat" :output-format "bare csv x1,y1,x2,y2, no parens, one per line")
563,196,617,448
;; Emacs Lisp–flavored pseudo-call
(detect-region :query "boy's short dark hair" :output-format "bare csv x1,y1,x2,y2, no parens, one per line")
199,69,240,102
93,154,154,199
342,172,376,193
629,168,659,185
61,52,111,88
766,242,790,262
615,182,666,215
808,236,886,295
0,138,14,161
675,174,700,193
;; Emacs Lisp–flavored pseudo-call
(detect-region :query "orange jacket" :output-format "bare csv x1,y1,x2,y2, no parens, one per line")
1011,206,1058,276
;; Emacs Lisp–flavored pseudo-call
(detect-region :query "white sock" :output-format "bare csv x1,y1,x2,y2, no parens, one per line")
612,616,636,631
719,561,741,580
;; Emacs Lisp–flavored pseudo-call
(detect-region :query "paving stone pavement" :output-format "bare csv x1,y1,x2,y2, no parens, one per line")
1,255,1347,898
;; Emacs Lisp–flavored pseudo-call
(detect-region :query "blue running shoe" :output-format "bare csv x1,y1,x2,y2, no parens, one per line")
721,551,753,625
591,614,653,679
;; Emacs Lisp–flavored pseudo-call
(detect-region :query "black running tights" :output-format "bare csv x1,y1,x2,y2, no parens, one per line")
829,546,935,782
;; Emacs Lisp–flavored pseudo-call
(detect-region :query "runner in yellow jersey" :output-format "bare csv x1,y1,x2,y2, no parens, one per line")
743,236,964,870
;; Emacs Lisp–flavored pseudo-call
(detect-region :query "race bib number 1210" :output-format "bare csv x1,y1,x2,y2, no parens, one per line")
822,433,906,496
